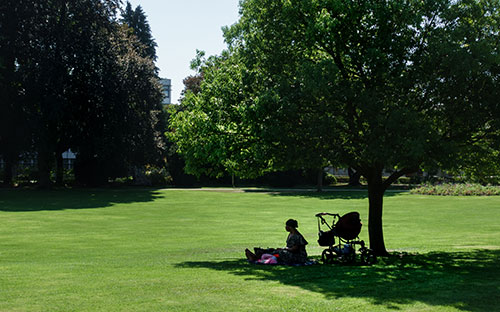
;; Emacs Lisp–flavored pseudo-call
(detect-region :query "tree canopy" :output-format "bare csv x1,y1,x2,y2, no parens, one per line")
121,1,158,61
169,0,500,255
0,0,166,186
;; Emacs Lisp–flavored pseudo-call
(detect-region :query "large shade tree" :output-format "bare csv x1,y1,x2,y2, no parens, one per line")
0,0,165,186
16,0,125,187
170,0,500,255
71,24,166,186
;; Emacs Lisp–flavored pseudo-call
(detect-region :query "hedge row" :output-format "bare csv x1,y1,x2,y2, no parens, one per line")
410,183,500,196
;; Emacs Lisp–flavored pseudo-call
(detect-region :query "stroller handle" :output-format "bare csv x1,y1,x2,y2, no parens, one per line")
315,212,340,217
316,212,339,231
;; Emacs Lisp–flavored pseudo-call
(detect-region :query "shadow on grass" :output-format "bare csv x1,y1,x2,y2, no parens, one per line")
240,186,407,200
176,250,500,311
0,188,164,212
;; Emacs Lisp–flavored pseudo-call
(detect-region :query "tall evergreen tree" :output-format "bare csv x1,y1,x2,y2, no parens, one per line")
121,1,158,61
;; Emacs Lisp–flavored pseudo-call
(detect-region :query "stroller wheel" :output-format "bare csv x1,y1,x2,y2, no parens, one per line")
361,248,377,265
321,249,335,264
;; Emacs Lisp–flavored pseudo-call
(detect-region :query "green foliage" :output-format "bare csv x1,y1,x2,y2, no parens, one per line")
121,1,158,61
450,131,500,185
168,52,270,179
410,183,500,196
324,173,338,186
227,0,500,176
171,0,500,182
145,166,172,186
396,177,412,185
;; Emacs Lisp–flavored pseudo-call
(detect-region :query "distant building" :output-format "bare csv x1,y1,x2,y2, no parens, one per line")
0,149,76,170
160,78,171,105
62,149,76,169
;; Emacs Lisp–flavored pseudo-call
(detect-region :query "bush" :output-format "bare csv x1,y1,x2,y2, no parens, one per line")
410,183,500,196
335,175,350,184
324,173,337,185
14,166,38,184
145,166,172,186
334,175,368,185
397,177,412,185
113,176,134,185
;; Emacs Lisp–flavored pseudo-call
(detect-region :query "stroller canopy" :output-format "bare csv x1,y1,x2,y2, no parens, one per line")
335,212,362,240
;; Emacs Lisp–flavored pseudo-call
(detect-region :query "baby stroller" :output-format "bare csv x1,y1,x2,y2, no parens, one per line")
315,212,376,265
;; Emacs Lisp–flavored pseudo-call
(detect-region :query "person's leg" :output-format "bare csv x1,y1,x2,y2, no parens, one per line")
245,248,259,261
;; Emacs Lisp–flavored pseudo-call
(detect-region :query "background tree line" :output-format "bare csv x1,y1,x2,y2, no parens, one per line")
0,0,166,187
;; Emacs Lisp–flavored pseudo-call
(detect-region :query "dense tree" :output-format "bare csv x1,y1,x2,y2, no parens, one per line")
181,74,203,98
453,131,500,184
169,51,267,179
170,40,338,189
179,50,208,101
170,0,500,255
0,0,165,186
13,0,124,187
0,0,34,185
72,24,165,185
164,103,197,187
121,1,157,61
164,55,207,187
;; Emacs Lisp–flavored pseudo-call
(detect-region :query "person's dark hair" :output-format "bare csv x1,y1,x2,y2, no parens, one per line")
286,219,298,228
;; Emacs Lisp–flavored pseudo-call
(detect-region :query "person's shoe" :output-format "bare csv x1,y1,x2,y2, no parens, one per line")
245,249,258,261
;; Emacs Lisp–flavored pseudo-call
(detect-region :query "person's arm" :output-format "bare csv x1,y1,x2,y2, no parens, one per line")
284,234,303,252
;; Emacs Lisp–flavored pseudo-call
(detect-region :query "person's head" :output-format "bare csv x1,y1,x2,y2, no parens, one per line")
285,219,298,232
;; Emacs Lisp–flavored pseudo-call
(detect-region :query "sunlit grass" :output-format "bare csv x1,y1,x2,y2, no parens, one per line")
0,188,499,311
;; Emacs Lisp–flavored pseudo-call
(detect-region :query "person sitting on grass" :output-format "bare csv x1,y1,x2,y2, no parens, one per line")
245,219,308,264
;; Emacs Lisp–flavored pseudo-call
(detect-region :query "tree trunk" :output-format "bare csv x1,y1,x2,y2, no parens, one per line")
55,151,64,186
348,167,361,186
366,168,389,256
316,168,323,192
37,147,52,189
3,157,14,185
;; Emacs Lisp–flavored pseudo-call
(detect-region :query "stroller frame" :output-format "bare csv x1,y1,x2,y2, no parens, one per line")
315,212,376,265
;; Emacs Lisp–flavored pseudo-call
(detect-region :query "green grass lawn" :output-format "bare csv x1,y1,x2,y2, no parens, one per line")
0,188,499,311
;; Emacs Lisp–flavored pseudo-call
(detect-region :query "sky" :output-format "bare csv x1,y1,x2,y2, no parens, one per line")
126,0,241,104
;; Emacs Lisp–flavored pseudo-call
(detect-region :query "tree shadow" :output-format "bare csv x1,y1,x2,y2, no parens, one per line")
176,250,500,311
243,188,405,200
0,187,164,212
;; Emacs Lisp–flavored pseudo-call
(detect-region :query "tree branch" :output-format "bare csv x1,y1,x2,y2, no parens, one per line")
382,166,419,189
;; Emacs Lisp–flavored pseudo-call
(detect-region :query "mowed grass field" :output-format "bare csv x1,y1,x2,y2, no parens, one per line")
0,188,499,311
